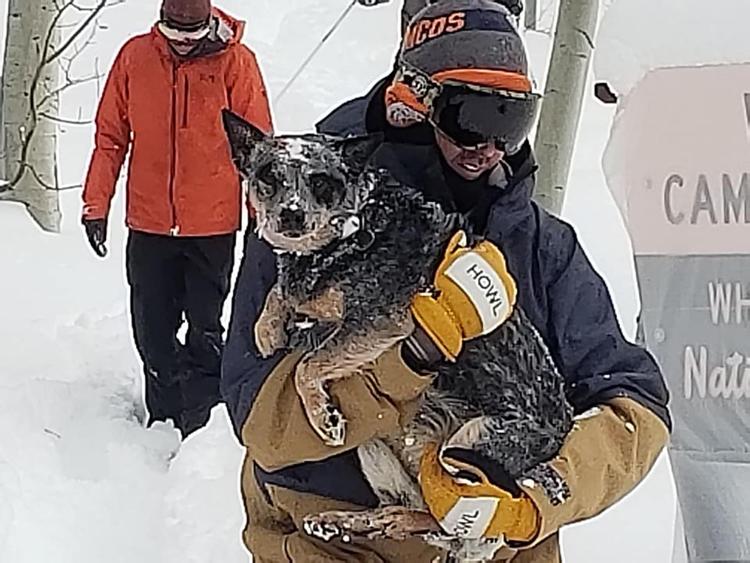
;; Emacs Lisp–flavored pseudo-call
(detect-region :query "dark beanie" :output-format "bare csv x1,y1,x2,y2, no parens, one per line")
401,0,433,34
161,0,211,28
402,0,524,34
401,0,529,77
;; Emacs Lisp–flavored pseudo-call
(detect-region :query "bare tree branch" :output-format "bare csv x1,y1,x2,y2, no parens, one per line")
44,0,107,65
0,0,114,195
94,57,102,99
44,428,62,439
36,71,102,111
27,163,56,190
39,112,92,125
59,10,100,64
51,183,83,191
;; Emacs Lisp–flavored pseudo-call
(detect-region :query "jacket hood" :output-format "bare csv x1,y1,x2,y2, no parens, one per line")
151,7,245,57
211,8,245,44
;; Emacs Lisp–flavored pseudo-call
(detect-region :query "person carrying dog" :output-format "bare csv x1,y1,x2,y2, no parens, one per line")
221,1,670,561
81,0,273,438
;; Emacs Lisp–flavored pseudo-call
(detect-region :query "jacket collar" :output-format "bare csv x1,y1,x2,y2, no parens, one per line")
484,144,538,240
372,139,537,238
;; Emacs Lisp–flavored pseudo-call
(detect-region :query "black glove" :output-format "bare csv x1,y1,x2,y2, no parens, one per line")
83,218,108,258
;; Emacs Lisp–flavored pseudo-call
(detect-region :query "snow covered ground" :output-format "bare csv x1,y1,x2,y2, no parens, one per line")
0,1,679,562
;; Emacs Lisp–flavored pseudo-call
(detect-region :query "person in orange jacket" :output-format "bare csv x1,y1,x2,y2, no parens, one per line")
81,0,273,438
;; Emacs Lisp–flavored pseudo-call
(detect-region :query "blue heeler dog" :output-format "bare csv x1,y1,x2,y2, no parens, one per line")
223,110,573,561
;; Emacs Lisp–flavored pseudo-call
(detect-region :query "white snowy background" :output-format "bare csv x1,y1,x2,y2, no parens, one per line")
1,0,718,561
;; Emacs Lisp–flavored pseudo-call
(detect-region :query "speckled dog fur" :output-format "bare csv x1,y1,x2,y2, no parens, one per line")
223,111,574,562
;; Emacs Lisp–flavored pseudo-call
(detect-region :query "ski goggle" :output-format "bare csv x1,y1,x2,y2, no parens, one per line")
430,118,505,152
432,82,540,153
157,20,211,43
387,62,541,152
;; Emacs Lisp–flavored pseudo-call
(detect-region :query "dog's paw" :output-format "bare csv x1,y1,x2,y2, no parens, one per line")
305,507,441,542
302,510,385,542
254,316,288,358
294,361,347,446
306,401,346,447
320,403,346,446
303,512,352,543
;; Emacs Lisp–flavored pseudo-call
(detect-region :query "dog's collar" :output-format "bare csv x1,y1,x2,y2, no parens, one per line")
339,215,362,239
317,171,381,254
330,213,375,251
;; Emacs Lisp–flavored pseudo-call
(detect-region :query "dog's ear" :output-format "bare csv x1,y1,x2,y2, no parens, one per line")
222,109,269,170
334,133,384,176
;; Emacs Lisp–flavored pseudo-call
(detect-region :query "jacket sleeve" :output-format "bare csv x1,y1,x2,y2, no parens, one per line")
520,397,669,547
221,233,433,471
544,219,671,428
227,46,273,135
513,216,672,546
82,46,131,220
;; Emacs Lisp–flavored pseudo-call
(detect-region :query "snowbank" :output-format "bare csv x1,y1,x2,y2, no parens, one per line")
595,0,750,97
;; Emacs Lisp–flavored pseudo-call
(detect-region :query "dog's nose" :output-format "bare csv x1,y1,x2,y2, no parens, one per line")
279,208,305,233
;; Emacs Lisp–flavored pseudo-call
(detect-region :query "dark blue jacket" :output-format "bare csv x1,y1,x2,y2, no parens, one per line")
221,79,671,508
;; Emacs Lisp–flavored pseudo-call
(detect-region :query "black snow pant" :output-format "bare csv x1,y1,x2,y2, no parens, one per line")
126,230,236,438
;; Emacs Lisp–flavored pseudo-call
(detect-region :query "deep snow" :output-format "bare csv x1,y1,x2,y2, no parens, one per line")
0,1,679,562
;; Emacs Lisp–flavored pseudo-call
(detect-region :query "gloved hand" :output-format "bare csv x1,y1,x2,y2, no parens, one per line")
410,231,517,361
418,443,540,543
82,218,108,258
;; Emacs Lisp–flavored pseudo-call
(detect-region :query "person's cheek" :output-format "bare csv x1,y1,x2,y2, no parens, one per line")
444,144,464,165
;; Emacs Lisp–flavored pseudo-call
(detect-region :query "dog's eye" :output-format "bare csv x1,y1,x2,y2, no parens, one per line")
255,163,276,198
309,174,343,206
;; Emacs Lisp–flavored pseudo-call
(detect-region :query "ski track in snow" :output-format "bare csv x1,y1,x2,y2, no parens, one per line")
0,1,678,562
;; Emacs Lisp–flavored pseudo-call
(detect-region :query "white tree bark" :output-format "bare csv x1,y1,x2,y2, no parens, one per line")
0,0,62,232
532,0,599,216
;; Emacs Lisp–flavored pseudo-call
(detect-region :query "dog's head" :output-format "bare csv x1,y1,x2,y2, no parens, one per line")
222,110,382,253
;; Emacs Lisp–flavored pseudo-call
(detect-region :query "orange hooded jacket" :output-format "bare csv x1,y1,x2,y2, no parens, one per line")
82,9,272,236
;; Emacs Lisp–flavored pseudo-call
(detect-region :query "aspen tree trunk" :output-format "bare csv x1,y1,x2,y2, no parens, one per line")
0,0,62,232
532,0,599,216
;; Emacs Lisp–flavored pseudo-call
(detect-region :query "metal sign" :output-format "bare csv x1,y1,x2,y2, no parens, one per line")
603,63,750,562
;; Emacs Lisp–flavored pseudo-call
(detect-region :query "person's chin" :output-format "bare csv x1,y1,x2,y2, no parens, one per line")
172,45,194,55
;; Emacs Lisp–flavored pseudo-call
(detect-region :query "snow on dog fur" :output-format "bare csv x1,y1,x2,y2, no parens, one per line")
223,110,574,561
